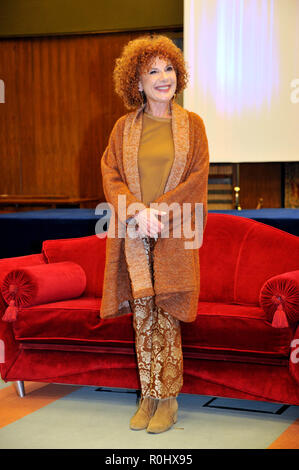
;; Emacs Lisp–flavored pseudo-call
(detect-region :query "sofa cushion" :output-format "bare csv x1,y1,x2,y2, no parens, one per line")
2,262,86,309
13,297,134,345
181,302,293,358
0,254,45,309
259,270,299,327
13,298,293,359
42,235,106,297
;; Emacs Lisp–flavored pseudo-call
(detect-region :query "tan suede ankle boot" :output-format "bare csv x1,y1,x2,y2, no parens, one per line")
146,397,178,433
129,396,158,430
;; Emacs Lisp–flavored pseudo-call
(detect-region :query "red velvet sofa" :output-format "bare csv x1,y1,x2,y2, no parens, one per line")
1,213,299,405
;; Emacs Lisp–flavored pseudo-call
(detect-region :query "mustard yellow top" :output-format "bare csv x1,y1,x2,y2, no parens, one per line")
138,111,175,207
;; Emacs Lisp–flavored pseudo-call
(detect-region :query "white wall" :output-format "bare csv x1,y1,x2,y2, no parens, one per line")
183,0,299,163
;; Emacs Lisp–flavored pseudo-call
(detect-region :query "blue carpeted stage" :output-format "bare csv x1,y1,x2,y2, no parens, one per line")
0,208,298,259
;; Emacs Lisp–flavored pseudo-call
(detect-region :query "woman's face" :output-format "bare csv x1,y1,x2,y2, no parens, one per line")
138,56,177,106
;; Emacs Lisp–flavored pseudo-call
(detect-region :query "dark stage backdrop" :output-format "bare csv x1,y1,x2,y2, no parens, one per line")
0,209,298,260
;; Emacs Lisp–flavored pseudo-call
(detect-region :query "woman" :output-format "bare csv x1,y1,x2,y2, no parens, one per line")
100,34,210,434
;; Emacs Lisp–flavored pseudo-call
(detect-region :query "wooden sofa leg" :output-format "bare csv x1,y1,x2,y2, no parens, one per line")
15,381,25,398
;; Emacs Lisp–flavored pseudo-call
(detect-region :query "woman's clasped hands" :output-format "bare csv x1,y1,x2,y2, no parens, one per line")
134,208,167,238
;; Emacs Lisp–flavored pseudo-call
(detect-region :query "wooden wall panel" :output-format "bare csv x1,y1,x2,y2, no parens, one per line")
0,30,284,211
0,39,22,194
239,163,282,209
0,32,144,202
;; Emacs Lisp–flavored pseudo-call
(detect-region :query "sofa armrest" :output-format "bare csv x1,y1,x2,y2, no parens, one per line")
0,253,46,380
259,270,299,328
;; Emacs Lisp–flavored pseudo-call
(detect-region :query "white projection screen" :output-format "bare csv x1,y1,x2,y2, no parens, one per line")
183,0,299,163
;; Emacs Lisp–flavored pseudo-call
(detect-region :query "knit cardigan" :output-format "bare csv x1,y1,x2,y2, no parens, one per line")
100,101,210,323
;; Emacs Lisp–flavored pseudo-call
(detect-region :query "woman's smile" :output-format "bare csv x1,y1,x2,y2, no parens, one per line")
155,85,171,92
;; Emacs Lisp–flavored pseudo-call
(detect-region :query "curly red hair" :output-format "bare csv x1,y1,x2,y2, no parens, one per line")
113,34,189,110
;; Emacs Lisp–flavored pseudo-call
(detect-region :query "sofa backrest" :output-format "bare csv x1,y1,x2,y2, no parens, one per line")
41,215,299,306
42,235,106,297
199,214,299,305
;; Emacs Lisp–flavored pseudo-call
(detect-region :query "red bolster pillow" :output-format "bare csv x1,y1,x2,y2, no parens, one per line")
259,271,299,328
1,261,86,322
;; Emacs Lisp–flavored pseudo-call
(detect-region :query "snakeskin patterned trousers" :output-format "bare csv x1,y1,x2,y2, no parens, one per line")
129,236,184,400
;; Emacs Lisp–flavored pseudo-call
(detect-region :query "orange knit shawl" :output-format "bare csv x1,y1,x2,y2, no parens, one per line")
100,101,210,323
